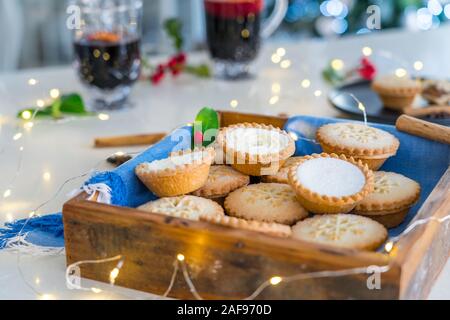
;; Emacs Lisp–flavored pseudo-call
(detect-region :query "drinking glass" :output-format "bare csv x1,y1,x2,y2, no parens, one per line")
72,0,143,111
204,0,288,79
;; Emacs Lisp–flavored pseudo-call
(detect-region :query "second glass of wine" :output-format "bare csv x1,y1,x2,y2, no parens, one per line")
73,0,142,111
204,0,288,80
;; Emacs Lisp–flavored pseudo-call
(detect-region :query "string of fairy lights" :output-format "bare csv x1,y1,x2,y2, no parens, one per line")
1,46,447,300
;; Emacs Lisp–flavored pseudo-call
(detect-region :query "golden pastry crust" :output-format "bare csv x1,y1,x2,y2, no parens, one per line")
262,157,303,184
291,214,388,251
288,153,374,214
354,172,420,224
135,147,215,197
371,76,422,97
371,76,422,110
359,209,409,229
200,215,292,238
192,165,250,198
225,183,309,225
216,123,296,176
316,123,400,158
138,196,224,221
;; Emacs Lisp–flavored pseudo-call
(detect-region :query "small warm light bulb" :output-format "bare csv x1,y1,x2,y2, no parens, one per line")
314,90,322,97
3,189,12,198
13,133,23,141
110,268,120,284
385,241,394,253
50,89,60,99
331,59,344,71
301,79,311,88
395,68,407,78
36,100,45,108
39,294,54,300
21,110,32,120
270,276,283,286
362,46,373,57
413,61,424,71
43,172,51,182
276,48,286,57
28,78,38,86
269,96,279,105
24,122,34,130
271,54,281,64
230,100,239,109
280,60,291,69
91,288,102,294
98,113,110,121
177,254,185,262
272,83,281,94
35,277,41,285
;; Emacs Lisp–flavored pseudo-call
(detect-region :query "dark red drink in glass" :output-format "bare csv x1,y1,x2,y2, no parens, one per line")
204,0,287,79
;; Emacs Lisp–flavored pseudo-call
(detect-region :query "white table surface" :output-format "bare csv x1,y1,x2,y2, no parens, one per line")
0,26,449,300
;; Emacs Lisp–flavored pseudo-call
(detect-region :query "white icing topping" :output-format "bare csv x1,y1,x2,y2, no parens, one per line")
143,150,210,171
296,158,365,197
225,128,290,155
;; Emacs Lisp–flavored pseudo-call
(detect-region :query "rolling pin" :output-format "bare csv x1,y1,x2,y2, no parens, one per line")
94,133,167,148
396,115,450,145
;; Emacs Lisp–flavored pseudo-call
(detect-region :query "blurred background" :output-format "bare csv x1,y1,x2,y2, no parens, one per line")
0,0,449,71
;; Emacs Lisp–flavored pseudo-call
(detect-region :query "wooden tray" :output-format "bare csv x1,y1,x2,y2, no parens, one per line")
62,111,450,300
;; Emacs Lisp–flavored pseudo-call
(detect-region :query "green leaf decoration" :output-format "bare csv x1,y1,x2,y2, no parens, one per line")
17,93,93,120
322,65,345,86
184,64,211,78
193,107,219,148
164,18,184,52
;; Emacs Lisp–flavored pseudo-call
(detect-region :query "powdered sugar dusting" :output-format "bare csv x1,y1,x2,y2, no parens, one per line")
296,158,365,197
143,150,210,171
225,128,290,155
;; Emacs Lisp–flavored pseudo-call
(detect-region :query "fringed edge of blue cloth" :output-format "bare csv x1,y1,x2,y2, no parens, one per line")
0,213,64,252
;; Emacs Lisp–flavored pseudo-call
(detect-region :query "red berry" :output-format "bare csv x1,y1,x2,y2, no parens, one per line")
358,58,377,81
194,131,203,145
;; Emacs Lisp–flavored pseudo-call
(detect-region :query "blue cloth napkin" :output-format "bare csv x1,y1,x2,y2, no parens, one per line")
87,126,192,208
285,115,450,237
1,117,448,249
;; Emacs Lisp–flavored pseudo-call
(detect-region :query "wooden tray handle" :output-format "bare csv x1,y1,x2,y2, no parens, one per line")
396,115,450,145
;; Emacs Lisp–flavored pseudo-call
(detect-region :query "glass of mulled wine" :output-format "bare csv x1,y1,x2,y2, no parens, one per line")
204,0,288,79
73,0,142,111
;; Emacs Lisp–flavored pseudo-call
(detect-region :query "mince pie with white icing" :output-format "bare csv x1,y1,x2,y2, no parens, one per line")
288,153,374,214
136,148,215,197
216,123,295,176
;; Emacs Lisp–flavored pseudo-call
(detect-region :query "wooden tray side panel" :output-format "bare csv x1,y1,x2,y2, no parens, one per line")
219,111,288,129
396,168,450,300
63,200,400,300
